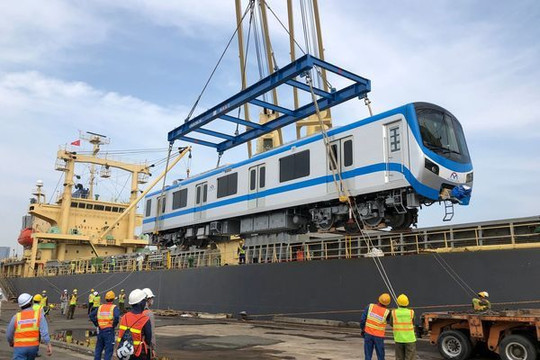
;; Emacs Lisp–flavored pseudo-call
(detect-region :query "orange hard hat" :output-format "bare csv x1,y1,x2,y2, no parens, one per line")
378,293,391,306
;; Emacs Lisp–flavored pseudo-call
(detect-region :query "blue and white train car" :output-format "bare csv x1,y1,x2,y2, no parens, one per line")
143,102,472,246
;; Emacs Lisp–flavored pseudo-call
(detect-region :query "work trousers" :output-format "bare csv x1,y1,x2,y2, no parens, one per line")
119,302,125,314
364,333,385,360
395,342,417,360
88,302,93,314
60,301,68,315
12,345,39,360
67,304,76,319
94,329,115,360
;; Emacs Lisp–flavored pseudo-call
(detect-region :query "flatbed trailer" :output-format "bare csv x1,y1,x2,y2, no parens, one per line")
423,310,540,360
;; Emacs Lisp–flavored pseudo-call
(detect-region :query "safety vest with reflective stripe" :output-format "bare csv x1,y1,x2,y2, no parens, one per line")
70,294,77,305
97,303,116,330
13,309,41,347
93,295,101,307
365,303,390,337
32,303,42,313
392,307,416,343
40,296,47,307
117,312,150,357
118,294,125,304
89,293,95,303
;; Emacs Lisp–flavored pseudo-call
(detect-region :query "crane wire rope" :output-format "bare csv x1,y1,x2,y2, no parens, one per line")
183,0,254,122
153,143,175,235
304,73,398,302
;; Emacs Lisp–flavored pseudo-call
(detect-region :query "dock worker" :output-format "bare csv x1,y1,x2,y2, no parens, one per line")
60,289,68,315
391,294,417,360
90,291,119,360
88,288,95,314
237,241,246,264
142,288,157,357
32,294,43,313
360,293,391,360
67,289,78,320
116,289,152,360
472,291,491,312
118,289,126,314
6,293,53,358
92,291,101,310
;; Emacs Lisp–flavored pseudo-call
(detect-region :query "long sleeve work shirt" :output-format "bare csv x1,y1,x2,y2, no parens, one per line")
89,303,120,330
6,308,50,346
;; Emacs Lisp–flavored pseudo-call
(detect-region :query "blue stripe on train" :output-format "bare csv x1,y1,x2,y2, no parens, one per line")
143,162,438,225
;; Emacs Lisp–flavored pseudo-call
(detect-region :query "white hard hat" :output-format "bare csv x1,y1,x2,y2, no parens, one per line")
18,293,33,307
64,289,67,292
93,291,98,296
142,288,155,299
128,289,146,305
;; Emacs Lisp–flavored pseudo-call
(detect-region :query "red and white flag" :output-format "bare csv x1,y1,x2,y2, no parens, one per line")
71,139,81,146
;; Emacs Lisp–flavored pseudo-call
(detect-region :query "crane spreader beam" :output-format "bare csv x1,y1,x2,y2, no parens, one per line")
168,54,371,153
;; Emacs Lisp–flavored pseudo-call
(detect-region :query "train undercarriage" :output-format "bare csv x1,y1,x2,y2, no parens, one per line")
150,187,427,248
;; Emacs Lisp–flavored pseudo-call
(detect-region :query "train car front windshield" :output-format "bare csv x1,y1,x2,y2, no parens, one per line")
415,103,471,164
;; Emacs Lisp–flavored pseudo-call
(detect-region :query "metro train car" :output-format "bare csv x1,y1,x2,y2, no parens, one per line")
143,102,473,246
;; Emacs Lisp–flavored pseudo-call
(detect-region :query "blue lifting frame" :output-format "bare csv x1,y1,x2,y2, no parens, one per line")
168,54,371,153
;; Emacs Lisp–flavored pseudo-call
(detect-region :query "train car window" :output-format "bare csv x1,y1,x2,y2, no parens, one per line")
250,169,256,191
217,173,238,198
158,197,166,213
389,126,400,152
196,186,201,204
203,184,208,202
344,140,353,167
279,150,310,182
259,166,266,188
329,144,338,170
172,188,188,209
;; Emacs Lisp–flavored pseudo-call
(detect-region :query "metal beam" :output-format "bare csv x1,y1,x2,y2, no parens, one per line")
193,128,235,141
286,79,332,99
178,136,218,149
249,99,295,116
220,115,265,130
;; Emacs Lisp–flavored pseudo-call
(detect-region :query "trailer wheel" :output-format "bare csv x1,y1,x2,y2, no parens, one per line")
500,335,537,360
437,330,473,360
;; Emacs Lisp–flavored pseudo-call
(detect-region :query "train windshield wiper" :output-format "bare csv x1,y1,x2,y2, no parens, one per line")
424,144,461,155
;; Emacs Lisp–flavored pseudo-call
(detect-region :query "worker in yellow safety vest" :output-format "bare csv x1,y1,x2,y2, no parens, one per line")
391,294,417,360
472,291,491,312
67,289,78,320
88,288,95,315
118,289,126,314
92,291,101,309
32,294,43,313
360,293,391,360
90,291,119,360
6,293,53,358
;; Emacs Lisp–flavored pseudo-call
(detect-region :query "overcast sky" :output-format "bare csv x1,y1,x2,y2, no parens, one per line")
1,1,539,251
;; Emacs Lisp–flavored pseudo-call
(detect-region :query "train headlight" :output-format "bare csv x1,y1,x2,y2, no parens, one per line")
424,158,439,175
466,172,474,182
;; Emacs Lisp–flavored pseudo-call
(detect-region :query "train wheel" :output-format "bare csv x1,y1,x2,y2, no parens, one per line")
500,335,537,360
437,330,473,360
344,219,361,234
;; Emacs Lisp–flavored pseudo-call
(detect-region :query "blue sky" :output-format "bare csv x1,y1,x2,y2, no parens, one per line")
1,0,539,250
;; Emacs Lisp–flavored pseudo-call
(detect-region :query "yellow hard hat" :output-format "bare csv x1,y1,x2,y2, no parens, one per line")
105,291,115,300
397,294,410,307
33,294,42,302
120,289,125,293
73,289,78,293
478,291,489,298
91,288,95,292
378,293,391,306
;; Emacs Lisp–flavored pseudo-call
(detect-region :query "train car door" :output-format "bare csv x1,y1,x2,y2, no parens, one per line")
248,164,266,209
194,182,208,220
327,136,354,193
384,120,406,182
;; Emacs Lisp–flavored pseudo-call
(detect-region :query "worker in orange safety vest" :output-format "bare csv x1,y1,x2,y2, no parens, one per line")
116,289,152,360
360,293,391,360
6,293,53,358
90,291,120,360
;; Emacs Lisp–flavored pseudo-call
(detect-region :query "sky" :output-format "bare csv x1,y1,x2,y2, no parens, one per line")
1,0,539,251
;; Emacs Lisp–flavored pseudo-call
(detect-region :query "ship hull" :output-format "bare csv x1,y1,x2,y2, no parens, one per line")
9,248,540,321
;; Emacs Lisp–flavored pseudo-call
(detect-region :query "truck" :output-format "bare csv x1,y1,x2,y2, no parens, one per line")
423,310,540,360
